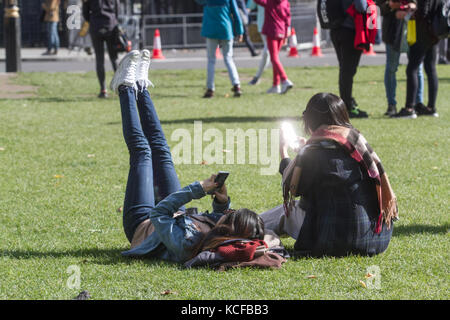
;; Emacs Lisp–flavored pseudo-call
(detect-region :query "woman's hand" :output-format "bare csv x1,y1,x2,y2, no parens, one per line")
292,136,307,153
213,184,228,204
200,174,218,194
388,0,401,10
279,131,290,159
395,10,407,20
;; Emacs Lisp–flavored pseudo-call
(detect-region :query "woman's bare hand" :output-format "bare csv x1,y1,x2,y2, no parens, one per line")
200,174,218,194
213,184,228,204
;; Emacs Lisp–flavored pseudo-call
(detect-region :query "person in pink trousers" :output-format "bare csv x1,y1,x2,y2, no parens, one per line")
254,0,293,94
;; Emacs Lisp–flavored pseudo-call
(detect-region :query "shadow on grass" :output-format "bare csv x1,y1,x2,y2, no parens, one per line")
106,116,301,127
0,247,179,267
23,96,97,103
160,116,301,125
393,223,449,237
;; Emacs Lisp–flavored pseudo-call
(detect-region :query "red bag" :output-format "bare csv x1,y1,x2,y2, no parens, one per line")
346,0,378,51
215,240,268,262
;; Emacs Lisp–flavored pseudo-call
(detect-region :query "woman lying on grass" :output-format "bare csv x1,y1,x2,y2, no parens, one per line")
261,92,398,257
111,50,286,269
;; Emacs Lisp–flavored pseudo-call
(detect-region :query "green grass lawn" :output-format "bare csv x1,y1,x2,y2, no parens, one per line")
0,64,449,300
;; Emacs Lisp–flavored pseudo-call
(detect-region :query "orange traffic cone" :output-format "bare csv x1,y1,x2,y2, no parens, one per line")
152,29,165,59
311,27,323,57
363,44,376,56
215,46,223,59
288,28,299,58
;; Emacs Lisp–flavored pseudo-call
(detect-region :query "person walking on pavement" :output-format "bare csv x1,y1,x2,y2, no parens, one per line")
254,0,294,94
42,0,61,56
195,0,245,98
83,0,120,98
247,0,271,85
236,0,260,57
438,38,448,64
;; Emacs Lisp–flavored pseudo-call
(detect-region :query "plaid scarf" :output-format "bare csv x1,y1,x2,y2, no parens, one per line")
283,125,398,234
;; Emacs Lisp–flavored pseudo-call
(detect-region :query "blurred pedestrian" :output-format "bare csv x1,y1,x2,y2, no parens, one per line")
392,0,441,118
254,0,293,94
247,0,271,85
236,0,259,56
377,0,424,116
65,0,92,54
195,0,244,98
328,0,370,118
42,0,61,56
82,0,120,98
438,38,448,64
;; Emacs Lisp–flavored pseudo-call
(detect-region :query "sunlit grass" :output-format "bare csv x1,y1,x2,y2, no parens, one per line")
0,64,448,299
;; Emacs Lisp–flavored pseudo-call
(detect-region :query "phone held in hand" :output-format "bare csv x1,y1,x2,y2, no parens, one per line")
207,171,229,195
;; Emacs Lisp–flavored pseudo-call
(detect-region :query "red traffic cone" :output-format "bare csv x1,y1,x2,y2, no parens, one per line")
363,44,376,56
215,46,223,59
152,29,165,59
288,28,299,58
311,27,323,57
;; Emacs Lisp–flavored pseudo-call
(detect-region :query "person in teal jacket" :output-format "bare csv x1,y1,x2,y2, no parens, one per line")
196,0,244,98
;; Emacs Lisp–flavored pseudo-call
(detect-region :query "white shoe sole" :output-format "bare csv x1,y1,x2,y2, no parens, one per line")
110,50,140,93
392,114,417,119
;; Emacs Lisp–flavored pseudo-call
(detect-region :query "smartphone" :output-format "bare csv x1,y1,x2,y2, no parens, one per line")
207,171,229,195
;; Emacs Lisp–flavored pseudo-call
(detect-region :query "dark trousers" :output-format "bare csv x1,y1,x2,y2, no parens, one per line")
91,31,118,92
243,24,257,56
330,27,363,110
406,42,438,110
120,86,182,242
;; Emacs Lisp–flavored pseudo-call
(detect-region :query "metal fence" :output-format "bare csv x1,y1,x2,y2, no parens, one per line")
140,2,330,50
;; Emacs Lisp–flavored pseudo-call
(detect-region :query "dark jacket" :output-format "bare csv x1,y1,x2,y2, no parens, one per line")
82,0,119,34
280,141,393,257
377,0,405,49
341,0,368,29
413,0,442,46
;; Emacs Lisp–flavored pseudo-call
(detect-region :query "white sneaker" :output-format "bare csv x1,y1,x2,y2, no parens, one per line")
267,85,281,94
110,50,140,94
280,79,293,94
136,49,154,90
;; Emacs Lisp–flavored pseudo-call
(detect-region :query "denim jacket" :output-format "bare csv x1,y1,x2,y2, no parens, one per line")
121,181,230,263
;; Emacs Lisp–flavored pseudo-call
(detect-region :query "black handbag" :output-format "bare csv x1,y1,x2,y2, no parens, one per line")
112,25,132,53
430,0,450,40
40,10,46,23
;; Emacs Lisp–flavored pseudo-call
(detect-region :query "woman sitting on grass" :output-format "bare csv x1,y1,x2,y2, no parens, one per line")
110,50,285,268
261,93,398,257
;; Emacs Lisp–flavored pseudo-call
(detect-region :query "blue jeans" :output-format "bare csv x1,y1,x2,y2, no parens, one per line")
384,43,424,106
119,85,182,242
254,34,270,79
46,22,60,51
206,38,240,90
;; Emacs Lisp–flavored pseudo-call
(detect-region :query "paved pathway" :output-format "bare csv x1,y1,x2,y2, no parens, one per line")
0,73,37,99
0,45,405,73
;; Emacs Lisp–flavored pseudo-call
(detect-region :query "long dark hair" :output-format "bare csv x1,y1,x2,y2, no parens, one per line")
192,208,265,256
302,93,353,135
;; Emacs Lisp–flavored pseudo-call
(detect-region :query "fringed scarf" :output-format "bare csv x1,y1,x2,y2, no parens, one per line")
282,125,398,234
